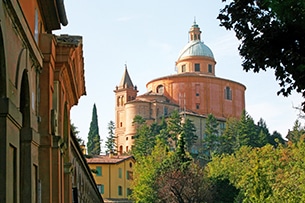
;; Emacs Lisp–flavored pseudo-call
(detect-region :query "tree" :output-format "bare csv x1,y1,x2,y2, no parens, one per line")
255,118,269,147
268,130,286,147
105,120,116,154
157,161,212,203
218,117,239,155
131,139,169,202
208,141,305,202
286,120,305,143
181,118,197,153
131,115,156,160
87,104,101,155
201,114,220,161
132,136,213,203
167,110,182,145
71,123,84,145
218,0,305,111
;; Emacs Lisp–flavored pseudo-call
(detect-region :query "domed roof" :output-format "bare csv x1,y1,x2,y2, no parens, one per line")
177,22,214,61
177,40,214,60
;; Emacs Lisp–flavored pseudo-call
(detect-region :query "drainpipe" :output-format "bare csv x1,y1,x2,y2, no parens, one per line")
56,0,68,26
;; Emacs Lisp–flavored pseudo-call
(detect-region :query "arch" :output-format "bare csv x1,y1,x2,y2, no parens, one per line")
20,70,31,127
120,96,124,106
19,70,32,202
119,145,123,155
156,85,164,94
0,27,6,97
117,96,120,107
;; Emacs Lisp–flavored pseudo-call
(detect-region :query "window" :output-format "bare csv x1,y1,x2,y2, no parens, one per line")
127,171,133,180
120,96,124,106
97,184,104,194
127,188,132,196
208,64,213,73
195,84,200,96
118,186,122,196
126,146,128,152
117,97,120,106
195,63,200,72
157,85,164,94
164,107,168,116
196,103,200,109
225,86,232,100
118,168,122,178
220,122,226,129
96,166,102,176
181,64,186,72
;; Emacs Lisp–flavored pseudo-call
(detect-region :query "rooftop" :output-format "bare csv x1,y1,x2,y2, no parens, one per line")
86,155,134,164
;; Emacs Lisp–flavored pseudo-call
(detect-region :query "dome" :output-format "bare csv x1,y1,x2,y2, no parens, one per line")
177,40,214,61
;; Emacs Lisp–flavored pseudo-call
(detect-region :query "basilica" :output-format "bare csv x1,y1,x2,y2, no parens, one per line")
114,22,246,154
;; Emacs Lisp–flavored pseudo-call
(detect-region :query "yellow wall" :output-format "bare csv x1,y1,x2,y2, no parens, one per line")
89,158,135,199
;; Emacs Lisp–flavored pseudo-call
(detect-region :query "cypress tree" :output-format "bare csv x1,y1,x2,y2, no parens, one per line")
87,104,101,155
105,120,116,155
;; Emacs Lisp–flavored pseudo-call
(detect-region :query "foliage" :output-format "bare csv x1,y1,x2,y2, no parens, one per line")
105,120,116,154
131,139,169,202
167,110,183,145
131,116,156,160
286,120,305,143
132,112,198,159
268,130,286,147
201,114,220,161
132,138,212,203
87,104,101,155
71,123,84,145
208,140,305,202
201,111,278,159
181,118,197,152
210,178,240,203
218,0,305,110
157,161,212,203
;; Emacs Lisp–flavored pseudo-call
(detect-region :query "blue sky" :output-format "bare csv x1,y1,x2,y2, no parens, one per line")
56,0,303,149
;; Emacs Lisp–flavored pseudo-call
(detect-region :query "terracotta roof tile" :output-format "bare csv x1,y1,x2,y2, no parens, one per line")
86,155,134,164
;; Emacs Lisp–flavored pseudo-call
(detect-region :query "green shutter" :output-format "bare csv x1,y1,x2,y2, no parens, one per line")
101,184,104,194
96,166,102,176
118,168,122,178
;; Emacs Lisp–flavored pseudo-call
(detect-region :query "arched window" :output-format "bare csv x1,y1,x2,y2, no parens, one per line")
156,85,164,94
120,96,124,106
181,64,186,72
117,96,120,106
119,146,123,155
225,86,232,100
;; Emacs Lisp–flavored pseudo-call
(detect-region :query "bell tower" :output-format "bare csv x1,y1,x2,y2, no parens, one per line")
114,65,138,154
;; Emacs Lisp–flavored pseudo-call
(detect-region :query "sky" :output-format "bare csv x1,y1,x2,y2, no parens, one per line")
55,0,303,150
